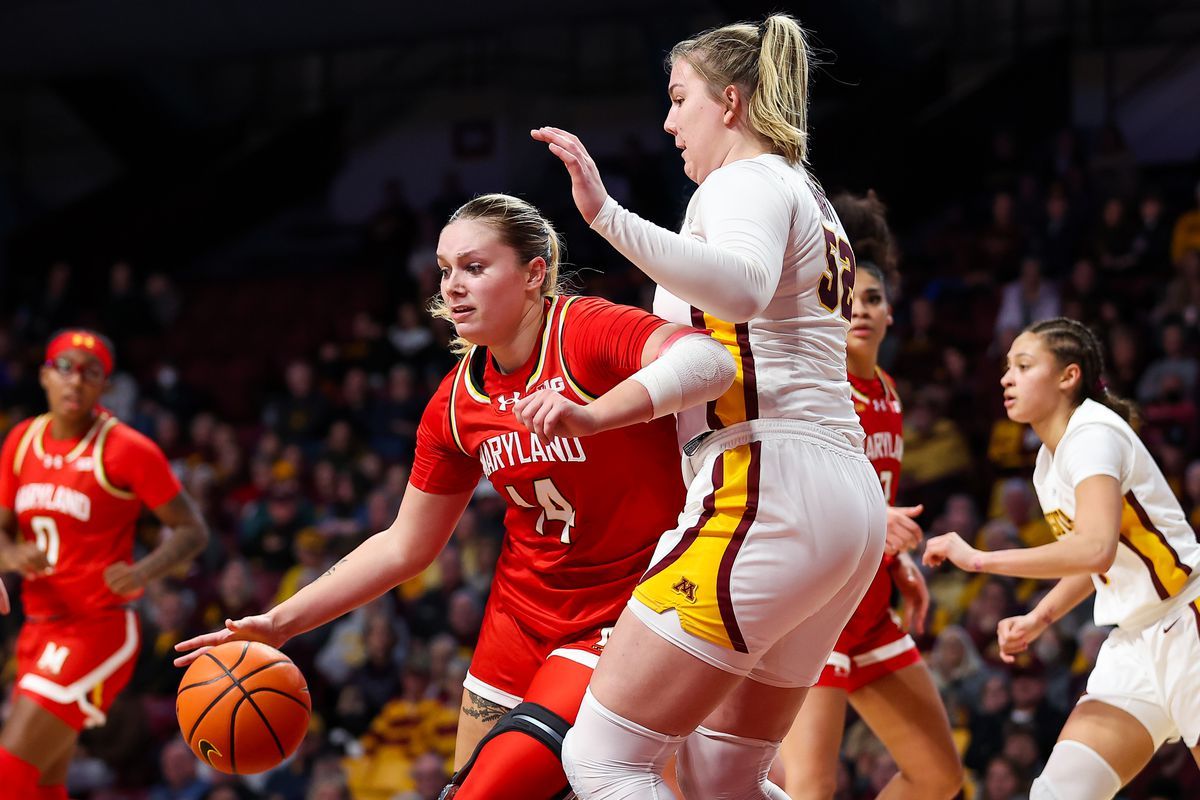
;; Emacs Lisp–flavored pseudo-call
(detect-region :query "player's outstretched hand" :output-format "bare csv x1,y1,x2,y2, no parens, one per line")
997,613,1049,664
104,561,146,596
922,531,983,572
514,388,598,444
1,541,53,579
174,614,285,668
884,504,924,556
889,552,929,635
531,126,608,225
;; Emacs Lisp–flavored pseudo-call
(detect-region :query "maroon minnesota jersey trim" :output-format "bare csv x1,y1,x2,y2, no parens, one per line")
640,452,726,585
716,441,760,653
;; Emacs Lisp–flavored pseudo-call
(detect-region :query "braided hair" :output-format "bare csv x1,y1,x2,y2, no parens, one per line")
1025,317,1139,425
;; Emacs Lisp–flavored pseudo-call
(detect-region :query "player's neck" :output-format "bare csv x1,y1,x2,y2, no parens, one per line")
490,301,544,375
846,350,878,381
48,412,97,441
1033,403,1076,455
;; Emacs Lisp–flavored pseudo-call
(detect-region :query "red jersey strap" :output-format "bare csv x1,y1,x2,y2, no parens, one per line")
449,353,478,457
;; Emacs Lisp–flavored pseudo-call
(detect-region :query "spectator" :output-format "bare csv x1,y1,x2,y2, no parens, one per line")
148,739,211,800
994,257,1061,343
394,752,450,800
264,359,330,448
1137,319,1198,404
1170,179,1200,264
980,754,1028,800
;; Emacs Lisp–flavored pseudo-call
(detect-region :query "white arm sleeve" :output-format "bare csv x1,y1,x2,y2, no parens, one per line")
590,162,791,323
628,334,737,418
1058,424,1130,486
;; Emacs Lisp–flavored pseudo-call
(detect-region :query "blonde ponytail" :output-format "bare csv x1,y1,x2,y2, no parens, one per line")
669,13,813,165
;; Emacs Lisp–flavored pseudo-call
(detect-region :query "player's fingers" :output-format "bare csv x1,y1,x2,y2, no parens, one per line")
173,645,213,668
896,504,924,518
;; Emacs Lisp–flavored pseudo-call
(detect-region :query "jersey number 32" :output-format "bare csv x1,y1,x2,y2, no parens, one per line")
818,224,856,321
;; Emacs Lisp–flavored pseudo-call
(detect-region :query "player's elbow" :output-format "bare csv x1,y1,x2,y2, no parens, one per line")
710,288,770,324
1079,538,1118,574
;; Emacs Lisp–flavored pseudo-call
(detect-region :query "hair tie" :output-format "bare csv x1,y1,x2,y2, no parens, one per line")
758,18,769,40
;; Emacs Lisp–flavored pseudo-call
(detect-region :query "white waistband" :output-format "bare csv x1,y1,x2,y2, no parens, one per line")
1117,573,1200,632
686,418,865,469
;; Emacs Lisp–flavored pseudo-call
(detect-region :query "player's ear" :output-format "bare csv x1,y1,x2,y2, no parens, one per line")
1058,362,1082,394
526,257,547,291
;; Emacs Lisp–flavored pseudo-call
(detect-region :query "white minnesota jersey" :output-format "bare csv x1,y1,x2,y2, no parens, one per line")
650,154,863,450
1033,399,1200,628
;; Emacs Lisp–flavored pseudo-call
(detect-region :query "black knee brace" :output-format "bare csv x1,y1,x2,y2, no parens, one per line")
439,701,574,800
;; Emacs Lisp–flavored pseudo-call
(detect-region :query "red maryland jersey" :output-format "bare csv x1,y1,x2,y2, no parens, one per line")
849,367,903,505
0,412,181,619
411,296,686,641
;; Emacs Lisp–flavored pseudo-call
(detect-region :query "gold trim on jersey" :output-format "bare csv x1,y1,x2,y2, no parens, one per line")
448,354,473,457
697,312,756,428
877,367,902,407
462,346,489,405
555,296,599,403
32,413,104,464
93,416,136,500
524,296,560,391
1120,492,1191,599
12,415,49,476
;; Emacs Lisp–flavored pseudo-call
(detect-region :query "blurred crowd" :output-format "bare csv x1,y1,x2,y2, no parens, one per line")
0,122,1198,800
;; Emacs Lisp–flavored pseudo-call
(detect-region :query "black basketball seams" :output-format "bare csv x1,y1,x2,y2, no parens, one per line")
183,654,296,746
179,642,253,695
228,690,287,766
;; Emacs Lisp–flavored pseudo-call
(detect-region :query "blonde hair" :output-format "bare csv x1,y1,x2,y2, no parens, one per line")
428,193,566,356
669,14,813,164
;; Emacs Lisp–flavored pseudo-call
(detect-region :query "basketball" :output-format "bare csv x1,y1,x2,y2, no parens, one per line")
176,641,311,775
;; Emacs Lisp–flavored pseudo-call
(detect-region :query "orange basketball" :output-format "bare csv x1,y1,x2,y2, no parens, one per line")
176,641,311,775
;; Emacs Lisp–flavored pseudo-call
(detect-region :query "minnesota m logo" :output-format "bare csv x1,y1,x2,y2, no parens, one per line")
37,642,71,675
671,577,698,604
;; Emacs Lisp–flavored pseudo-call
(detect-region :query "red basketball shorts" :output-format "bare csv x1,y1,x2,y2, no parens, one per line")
816,561,920,693
15,609,140,730
463,605,612,709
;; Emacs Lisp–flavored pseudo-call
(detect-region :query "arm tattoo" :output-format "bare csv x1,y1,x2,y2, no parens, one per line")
462,690,508,723
322,557,349,578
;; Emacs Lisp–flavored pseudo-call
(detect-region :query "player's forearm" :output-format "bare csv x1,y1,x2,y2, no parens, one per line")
978,533,1115,579
134,519,209,583
1029,574,1095,626
268,528,430,640
590,198,775,323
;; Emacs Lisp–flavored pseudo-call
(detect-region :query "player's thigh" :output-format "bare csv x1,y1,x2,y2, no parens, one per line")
779,686,849,798
0,695,78,776
589,606,745,737
848,662,961,784
698,676,809,743
1056,700,1156,786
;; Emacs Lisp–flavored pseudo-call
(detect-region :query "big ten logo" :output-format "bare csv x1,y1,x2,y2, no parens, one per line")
495,377,567,412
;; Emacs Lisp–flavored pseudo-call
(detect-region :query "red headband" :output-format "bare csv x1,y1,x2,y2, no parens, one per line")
46,330,113,376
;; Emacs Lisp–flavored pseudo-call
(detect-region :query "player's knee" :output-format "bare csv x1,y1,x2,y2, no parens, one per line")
1030,740,1121,800
561,690,680,799
901,753,963,799
676,726,786,800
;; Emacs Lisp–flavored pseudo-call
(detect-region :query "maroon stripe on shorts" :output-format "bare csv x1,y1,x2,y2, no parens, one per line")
734,322,758,420
639,452,725,585
715,441,762,654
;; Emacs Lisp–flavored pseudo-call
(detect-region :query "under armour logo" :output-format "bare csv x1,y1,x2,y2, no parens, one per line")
672,577,698,604
37,642,70,675
496,392,522,412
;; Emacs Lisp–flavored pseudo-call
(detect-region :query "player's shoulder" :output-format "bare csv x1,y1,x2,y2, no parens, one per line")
100,415,166,456
2,415,42,445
